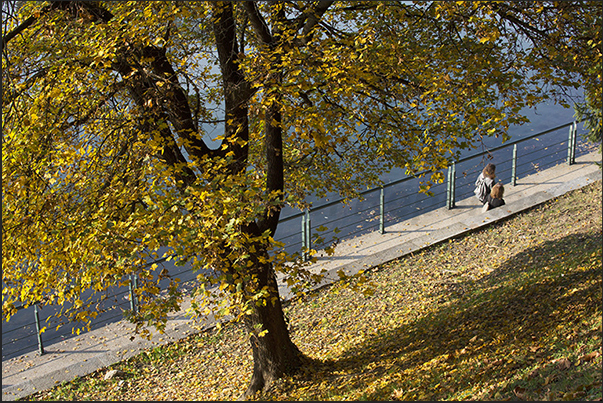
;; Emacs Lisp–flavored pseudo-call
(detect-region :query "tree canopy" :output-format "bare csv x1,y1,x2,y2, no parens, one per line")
2,1,601,397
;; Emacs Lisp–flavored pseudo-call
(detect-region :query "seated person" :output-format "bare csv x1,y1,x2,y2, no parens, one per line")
482,183,505,212
474,163,496,204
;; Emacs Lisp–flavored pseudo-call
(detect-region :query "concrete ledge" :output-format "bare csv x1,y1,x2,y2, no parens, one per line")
2,382,36,401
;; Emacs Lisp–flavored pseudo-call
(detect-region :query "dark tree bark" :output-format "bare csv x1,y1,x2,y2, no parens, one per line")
212,3,303,397
237,238,303,399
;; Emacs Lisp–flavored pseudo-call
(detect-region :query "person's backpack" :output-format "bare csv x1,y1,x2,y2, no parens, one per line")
474,175,489,203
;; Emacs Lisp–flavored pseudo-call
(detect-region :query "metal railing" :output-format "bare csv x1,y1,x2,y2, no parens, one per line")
2,120,595,361
276,121,586,259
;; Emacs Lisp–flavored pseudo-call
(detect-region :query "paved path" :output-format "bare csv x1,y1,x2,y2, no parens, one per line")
2,151,601,401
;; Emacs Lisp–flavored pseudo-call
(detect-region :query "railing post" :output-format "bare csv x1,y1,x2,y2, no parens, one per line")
379,186,385,234
301,213,306,261
571,121,577,164
452,163,456,207
446,166,451,208
129,274,138,313
447,162,456,209
133,274,138,312
305,209,311,260
567,121,576,165
511,144,517,186
33,303,45,355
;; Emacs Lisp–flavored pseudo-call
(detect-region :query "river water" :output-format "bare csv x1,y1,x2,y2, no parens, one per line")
2,101,595,361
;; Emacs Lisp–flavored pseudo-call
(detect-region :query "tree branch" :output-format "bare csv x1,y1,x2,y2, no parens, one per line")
1,1,67,52
489,3,549,42
2,15,35,52
243,1,273,45
212,2,253,174
300,0,335,44
141,45,213,160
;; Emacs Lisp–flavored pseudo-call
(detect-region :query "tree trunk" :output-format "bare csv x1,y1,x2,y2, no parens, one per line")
239,250,302,399
212,4,303,398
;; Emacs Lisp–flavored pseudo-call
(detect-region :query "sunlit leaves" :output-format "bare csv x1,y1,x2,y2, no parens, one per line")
2,1,600,358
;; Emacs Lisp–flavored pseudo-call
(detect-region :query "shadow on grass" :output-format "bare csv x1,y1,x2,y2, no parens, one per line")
281,230,602,400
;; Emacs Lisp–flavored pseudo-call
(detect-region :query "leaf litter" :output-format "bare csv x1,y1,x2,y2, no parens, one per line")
26,180,602,401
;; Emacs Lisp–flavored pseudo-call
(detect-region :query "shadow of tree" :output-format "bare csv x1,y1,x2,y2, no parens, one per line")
285,230,602,400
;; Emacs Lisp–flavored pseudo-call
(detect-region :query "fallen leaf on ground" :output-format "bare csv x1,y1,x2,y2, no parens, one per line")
579,351,601,364
513,386,527,399
556,358,572,370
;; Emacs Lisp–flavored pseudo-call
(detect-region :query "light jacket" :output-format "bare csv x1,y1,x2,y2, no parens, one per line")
474,173,494,204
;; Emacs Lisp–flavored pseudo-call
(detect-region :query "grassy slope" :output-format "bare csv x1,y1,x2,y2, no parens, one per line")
26,180,602,401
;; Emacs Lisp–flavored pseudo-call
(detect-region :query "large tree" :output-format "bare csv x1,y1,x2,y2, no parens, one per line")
3,1,601,397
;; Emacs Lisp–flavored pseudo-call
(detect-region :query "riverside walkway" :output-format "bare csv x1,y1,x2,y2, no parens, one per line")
2,150,601,401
